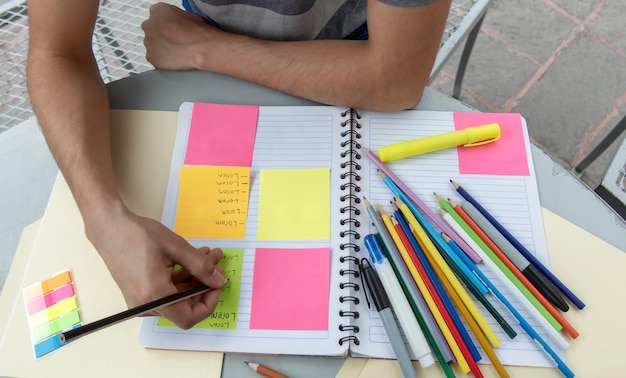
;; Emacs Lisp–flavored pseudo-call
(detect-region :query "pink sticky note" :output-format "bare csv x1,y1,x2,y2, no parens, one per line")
26,296,47,316
454,112,530,176
184,103,259,166
45,283,75,308
250,248,330,331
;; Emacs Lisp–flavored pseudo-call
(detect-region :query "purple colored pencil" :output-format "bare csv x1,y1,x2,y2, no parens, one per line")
362,148,482,264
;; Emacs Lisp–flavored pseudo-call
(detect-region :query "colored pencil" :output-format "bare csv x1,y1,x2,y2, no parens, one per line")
458,199,579,339
391,210,482,363
433,208,518,339
244,361,289,378
363,148,481,263
451,180,585,310
368,216,456,368
442,197,561,330
416,232,510,378
376,202,473,374
443,234,574,378
365,199,455,368
441,203,570,350
456,198,568,312
393,196,500,349
373,228,457,377
443,197,561,330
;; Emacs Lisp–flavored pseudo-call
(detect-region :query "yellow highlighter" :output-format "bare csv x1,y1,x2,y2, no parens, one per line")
378,123,501,162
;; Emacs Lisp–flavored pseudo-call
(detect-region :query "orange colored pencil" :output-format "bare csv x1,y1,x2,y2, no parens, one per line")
245,361,289,378
393,216,509,377
449,199,579,339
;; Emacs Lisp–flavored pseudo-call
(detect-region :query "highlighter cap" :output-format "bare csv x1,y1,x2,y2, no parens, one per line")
464,123,501,146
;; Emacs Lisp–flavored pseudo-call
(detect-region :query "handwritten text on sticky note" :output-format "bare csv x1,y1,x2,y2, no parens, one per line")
174,166,250,239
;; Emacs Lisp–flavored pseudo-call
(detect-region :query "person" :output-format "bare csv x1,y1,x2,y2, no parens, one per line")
25,0,452,329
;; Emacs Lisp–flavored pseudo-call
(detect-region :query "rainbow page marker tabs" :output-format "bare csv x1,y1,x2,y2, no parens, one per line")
23,270,82,359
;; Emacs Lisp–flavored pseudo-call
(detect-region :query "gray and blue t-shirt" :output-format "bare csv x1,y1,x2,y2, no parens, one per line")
184,0,437,40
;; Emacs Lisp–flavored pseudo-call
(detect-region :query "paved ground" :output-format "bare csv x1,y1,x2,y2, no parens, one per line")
430,0,626,187
1,0,625,291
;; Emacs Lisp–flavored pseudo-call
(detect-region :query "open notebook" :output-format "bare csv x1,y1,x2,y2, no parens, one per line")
138,103,561,367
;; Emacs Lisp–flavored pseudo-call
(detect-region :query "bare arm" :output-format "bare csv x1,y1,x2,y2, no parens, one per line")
142,0,452,111
26,0,226,329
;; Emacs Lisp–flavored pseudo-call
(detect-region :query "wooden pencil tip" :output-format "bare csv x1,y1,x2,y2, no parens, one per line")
362,147,369,153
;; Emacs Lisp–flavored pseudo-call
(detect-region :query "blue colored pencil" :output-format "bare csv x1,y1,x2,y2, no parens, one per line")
393,206,483,363
450,180,585,310
445,235,575,378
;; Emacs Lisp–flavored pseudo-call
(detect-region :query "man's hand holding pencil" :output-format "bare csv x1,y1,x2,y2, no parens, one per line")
88,207,228,330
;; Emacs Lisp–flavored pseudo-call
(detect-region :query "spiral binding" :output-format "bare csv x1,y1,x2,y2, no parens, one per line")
337,108,363,347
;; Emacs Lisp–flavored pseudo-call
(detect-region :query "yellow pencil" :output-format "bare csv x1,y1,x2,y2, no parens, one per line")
414,229,510,378
378,204,471,374
395,198,500,348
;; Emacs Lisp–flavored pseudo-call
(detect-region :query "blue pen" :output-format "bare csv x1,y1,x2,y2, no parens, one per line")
451,180,585,310
445,235,575,378
363,200,455,367
360,258,418,378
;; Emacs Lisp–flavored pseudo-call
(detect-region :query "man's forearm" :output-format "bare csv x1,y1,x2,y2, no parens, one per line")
27,51,126,231
143,1,449,112
191,1,449,111
197,37,400,110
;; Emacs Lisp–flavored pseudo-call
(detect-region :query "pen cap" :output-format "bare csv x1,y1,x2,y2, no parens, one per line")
362,264,391,312
364,234,385,263
463,123,501,146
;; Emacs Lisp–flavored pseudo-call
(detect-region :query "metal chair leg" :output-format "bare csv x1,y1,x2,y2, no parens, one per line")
453,12,487,99
574,115,626,174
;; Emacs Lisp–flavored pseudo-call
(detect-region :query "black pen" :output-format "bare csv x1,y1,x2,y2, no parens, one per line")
60,284,213,344
360,258,416,378
452,180,584,310
458,199,569,312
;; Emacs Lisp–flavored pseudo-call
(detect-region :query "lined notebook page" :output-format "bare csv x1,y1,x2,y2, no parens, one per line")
140,105,352,356
351,110,564,367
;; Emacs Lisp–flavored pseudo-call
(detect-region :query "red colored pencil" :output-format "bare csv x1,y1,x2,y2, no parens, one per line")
449,199,579,339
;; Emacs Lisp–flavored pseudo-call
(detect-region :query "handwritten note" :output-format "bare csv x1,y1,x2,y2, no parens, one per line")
174,166,250,239
256,168,331,240
184,103,259,167
454,112,530,176
249,247,330,330
157,248,244,330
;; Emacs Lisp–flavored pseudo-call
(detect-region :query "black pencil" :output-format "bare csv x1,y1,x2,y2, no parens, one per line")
59,284,212,344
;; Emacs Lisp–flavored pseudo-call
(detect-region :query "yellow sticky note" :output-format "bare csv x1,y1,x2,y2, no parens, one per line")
28,309,49,329
174,166,250,239
257,168,330,240
45,296,77,322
